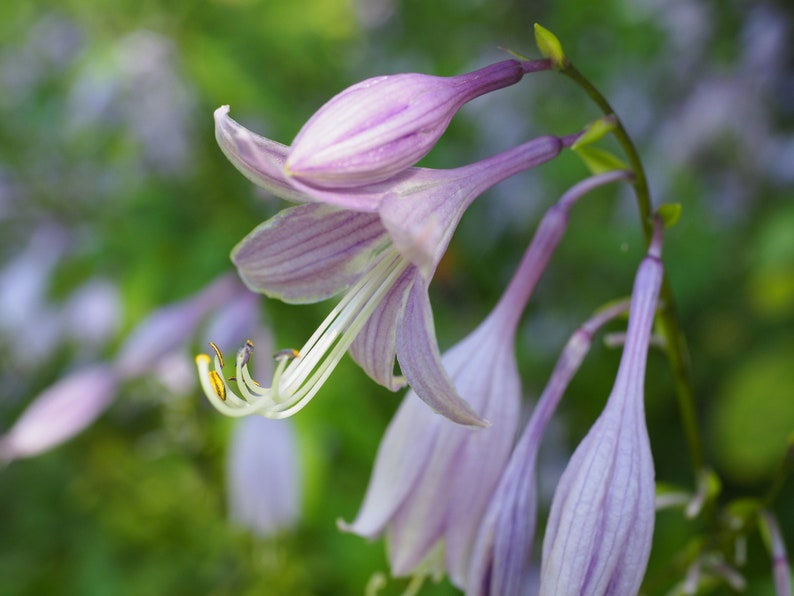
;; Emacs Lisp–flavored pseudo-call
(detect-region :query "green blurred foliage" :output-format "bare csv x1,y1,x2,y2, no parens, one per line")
1,0,793,594
712,340,794,484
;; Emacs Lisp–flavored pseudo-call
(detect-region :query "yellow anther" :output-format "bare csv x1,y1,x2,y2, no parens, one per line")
209,370,227,401
274,348,300,362
209,342,225,368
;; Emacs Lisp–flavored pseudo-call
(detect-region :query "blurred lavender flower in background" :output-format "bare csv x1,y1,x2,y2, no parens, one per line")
227,416,302,537
0,364,119,463
0,226,75,368
62,278,123,349
115,274,238,379
0,274,239,461
65,29,196,179
0,15,199,390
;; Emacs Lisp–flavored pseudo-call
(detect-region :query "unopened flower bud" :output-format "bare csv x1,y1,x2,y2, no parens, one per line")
0,365,118,462
285,59,549,189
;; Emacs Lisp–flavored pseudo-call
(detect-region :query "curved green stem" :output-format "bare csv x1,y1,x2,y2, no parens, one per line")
763,437,794,508
561,63,706,477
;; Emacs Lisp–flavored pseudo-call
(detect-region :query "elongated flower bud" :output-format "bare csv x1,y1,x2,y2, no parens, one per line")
0,365,118,462
285,59,550,189
539,220,665,595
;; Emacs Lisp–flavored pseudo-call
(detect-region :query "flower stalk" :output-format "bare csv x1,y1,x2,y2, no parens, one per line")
557,59,704,477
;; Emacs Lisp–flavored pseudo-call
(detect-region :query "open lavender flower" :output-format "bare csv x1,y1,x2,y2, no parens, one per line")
197,108,574,426
539,219,665,595
465,173,632,596
284,59,551,189
337,174,628,588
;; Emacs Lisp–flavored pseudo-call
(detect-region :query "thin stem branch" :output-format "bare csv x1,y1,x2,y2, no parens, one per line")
560,63,706,476
763,439,794,509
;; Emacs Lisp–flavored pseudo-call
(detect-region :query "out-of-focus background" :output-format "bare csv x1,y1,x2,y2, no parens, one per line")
1,0,792,594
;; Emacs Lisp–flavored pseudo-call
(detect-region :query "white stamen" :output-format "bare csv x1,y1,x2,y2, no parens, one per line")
195,249,408,418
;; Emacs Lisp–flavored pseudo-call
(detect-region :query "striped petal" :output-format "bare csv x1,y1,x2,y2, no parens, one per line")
214,105,309,202
395,277,486,427
232,203,389,303
348,268,415,390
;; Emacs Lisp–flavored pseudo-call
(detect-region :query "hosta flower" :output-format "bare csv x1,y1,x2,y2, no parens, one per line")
539,220,665,596
284,59,551,189
226,416,302,537
465,173,632,596
197,108,574,426
0,364,118,462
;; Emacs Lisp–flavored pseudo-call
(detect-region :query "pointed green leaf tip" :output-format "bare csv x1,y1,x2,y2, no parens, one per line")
573,146,629,175
572,115,618,150
656,203,683,229
499,45,532,62
534,23,567,69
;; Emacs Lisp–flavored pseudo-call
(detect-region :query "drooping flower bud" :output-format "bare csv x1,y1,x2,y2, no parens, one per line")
539,220,665,595
284,59,550,189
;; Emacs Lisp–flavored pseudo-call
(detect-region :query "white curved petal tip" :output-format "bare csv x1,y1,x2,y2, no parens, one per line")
214,104,231,120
